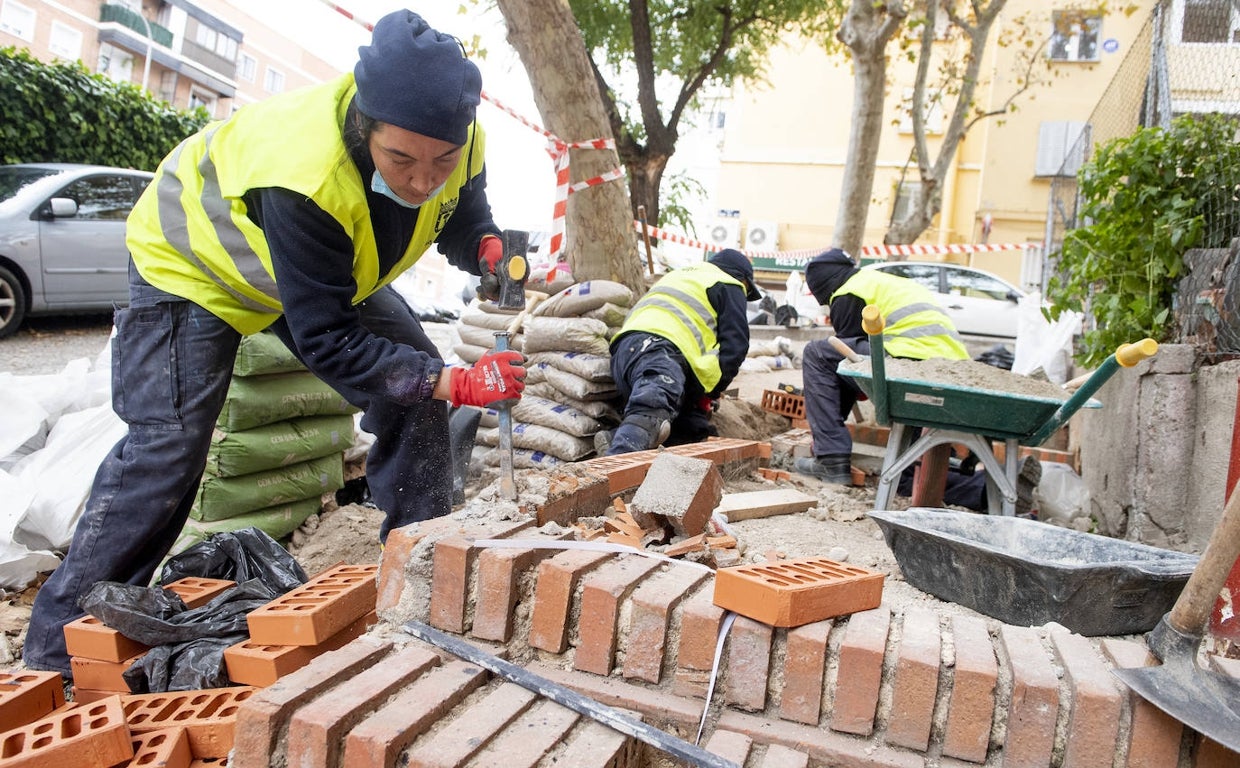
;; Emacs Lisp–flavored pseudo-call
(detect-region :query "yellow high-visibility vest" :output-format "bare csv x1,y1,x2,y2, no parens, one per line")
832,269,969,360
126,73,486,334
620,262,744,390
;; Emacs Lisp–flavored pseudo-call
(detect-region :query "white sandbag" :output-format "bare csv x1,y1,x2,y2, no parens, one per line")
0,355,110,468
481,446,565,469
533,280,635,318
582,302,630,328
525,264,577,295
0,535,60,592
454,343,489,364
522,317,610,356
457,323,524,350
526,382,620,421
541,365,618,402
458,309,520,331
513,395,602,438
748,337,792,357
11,404,127,553
475,421,594,461
526,352,613,383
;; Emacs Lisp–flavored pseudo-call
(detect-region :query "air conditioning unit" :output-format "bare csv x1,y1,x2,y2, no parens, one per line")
706,218,741,249
745,220,779,250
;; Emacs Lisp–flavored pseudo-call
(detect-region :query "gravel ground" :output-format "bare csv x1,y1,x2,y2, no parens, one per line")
0,314,116,376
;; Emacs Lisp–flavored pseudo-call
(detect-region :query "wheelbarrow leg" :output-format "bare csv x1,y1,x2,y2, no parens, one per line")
875,422,910,510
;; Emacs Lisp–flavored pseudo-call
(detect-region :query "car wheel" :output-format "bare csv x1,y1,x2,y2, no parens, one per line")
0,265,28,339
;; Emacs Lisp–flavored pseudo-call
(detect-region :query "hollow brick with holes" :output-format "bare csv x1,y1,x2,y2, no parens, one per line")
69,654,143,693
0,671,65,733
123,727,192,768
245,564,377,646
712,557,885,627
122,686,257,759
0,695,132,768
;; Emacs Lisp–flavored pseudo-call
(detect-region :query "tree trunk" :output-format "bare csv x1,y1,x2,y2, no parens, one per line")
496,0,646,293
833,0,908,258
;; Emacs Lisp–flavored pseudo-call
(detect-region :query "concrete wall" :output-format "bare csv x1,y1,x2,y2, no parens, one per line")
1080,344,1240,553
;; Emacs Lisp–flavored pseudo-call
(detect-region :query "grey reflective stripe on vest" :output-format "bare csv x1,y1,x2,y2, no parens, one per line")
889,322,964,341
634,292,714,354
883,302,964,342
885,301,946,326
154,130,277,313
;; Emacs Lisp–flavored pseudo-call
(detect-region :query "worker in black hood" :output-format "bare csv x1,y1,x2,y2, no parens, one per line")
597,249,758,455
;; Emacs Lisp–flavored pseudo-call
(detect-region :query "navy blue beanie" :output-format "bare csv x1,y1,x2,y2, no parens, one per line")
709,249,762,301
805,248,858,304
354,10,482,146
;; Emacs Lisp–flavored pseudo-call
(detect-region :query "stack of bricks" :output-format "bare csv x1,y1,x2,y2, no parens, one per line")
64,577,236,703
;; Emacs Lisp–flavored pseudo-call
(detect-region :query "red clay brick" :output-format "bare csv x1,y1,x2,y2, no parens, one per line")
376,516,467,613
461,698,580,767
286,644,440,768
1051,629,1122,768
725,616,773,712
224,610,377,687
673,589,727,699
0,670,65,733
581,452,656,495
717,708,924,768
760,743,811,768
69,653,143,693
705,729,753,764
941,615,997,763
0,696,132,768
1194,737,1240,767
528,660,712,731
713,557,884,627
426,520,535,634
470,528,573,642
885,607,940,752
529,469,611,526
69,687,120,705
999,625,1059,768
528,550,614,654
543,716,639,768
342,660,487,768
779,619,832,725
63,615,149,664
620,567,709,684
231,636,392,768
246,563,378,646
628,453,723,535
830,606,890,737
124,727,192,768
573,555,664,676
404,682,538,768
1100,638,1183,768
122,687,256,759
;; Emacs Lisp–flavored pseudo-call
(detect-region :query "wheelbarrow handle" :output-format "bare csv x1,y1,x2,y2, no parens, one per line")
1116,338,1159,368
828,336,863,363
862,305,885,335
1028,338,1160,445
861,305,890,425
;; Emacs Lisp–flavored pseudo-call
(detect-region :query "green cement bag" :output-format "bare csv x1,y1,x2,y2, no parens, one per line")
205,414,356,478
217,371,358,432
171,497,322,556
233,331,305,377
192,454,344,522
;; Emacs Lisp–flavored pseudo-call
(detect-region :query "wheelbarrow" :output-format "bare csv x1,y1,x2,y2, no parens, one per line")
838,305,1159,516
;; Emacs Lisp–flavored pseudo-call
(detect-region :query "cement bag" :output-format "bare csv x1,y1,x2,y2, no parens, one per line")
525,361,549,384
478,409,500,429
457,322,523,350
534,280,634,318
541,365,618,402
526,382,620,421
169,497,322,557
523,317,610,356
191,454,344,522
482,447,565,470
454,343,489,364
11,403,127,553
513,395,602,438
205,414,356,478
458,309,517,331
748,336,792,358
526,352,613,383
476,422,594,461
525,264,576,295
582,302,630,328
233,331,304,377
217,371,358,432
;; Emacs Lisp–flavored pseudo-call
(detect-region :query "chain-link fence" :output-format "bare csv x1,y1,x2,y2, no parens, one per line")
1044,0,1240,356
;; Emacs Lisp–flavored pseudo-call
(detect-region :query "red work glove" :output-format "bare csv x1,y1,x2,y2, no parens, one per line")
450,349,526,408
697,395,719,414
476,235,503,302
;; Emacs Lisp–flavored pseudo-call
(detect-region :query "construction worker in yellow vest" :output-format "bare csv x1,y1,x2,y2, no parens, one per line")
24,10,527,681
598,249,761,455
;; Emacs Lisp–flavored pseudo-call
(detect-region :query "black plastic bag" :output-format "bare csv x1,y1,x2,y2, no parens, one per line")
974,343,1014,370
158,526,307,594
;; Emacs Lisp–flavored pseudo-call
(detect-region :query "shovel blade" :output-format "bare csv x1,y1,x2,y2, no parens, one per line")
1112,663,1240,753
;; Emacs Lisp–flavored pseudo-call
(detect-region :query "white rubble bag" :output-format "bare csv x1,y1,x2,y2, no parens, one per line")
1012,291,1081,385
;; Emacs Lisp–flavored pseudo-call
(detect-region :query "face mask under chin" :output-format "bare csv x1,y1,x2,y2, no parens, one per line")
371,170,446,209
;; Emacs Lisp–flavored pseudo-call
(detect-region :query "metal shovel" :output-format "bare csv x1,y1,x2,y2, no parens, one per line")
1112,483,1240,752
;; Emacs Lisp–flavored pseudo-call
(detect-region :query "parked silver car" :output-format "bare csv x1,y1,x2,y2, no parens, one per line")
0,163,154,338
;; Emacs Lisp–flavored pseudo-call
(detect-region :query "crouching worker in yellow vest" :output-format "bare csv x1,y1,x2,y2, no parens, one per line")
597,249,760,455
24,10,526,679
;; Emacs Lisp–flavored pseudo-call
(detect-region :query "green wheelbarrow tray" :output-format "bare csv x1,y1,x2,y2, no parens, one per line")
837,364,1101,444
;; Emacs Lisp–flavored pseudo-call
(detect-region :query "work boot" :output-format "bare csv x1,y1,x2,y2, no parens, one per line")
1015,455,1043,518
794,454,853,485
605,414,672,455
593,429,614,456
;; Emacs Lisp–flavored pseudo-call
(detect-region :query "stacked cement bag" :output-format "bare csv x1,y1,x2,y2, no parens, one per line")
174,331,358,553
452,301,523,364
475,280,633,467
741,334,799,372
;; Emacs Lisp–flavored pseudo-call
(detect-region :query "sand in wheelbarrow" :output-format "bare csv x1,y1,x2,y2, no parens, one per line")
844,357,1072,400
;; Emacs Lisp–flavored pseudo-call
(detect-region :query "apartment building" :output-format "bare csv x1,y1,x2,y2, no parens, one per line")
0,0,341,119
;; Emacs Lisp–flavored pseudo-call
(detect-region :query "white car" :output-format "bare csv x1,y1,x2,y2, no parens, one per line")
863,261,1025,340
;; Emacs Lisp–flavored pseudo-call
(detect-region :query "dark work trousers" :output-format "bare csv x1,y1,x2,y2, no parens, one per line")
608,332,712,454
801,335,871,457
24,273,449,675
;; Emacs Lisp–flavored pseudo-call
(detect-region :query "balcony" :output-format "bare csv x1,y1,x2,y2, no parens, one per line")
100,3,173,48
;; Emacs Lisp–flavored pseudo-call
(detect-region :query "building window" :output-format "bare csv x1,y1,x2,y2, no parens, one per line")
263,66,285,94
97,43,134,83
897,88,944,134
0,0,35,41
1049,10,1101,61
48,21,82,60
188,87,217,117
1179,0,1240,43
1035,121,1089,177
237,52,256,82
891,180,922,222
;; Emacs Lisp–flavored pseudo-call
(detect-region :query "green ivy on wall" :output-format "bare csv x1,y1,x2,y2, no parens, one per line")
0,46,210,170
